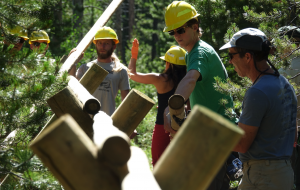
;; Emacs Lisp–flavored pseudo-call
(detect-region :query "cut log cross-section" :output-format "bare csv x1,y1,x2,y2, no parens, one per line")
168,94,185,138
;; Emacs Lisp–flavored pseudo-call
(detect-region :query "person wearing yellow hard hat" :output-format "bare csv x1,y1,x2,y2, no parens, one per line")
2,25,29,52
128,38,187,166
69,26,130,117
29,30,50,53
163,1,235,190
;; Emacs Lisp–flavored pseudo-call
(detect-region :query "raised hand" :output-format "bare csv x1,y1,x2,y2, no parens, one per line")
131,38,139,60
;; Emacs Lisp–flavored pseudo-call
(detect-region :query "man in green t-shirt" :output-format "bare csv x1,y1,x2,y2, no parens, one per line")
163,1,234,190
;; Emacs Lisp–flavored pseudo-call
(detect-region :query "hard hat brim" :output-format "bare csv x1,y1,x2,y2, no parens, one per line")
163,14,200,32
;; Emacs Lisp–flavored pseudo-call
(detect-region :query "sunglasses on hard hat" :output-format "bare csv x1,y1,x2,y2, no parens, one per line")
168,25,190,36
17,38,25,44
33,42,47,47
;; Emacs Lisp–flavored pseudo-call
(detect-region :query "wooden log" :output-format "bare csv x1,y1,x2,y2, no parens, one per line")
68,76,101,115
153,105,244,190
30,114,121,190
59,0,123,75
111,89,155,137
168,94,185,138
122,146,161,190
47,86,94,139
79,63,108,94
93,111,130,166
33,63,108,141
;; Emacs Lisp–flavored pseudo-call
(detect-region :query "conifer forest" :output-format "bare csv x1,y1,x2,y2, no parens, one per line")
0,0,300,189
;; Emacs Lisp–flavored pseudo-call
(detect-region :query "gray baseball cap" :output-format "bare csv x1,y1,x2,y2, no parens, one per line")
219,28,268,51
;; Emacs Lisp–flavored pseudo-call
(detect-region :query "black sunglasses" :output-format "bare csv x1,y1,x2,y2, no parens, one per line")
17,38,25,44
228,52,239,60
168,25,190,36
33,42,47,47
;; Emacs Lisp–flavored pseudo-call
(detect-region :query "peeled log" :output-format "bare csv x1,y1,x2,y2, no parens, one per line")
47,86,94,139
93,112,131,166
168,94,185,138
153,105,244,190
58,0,123,75
122,146,161,190
111,89,155,137
79,63,108,94
30,114,121,190
34,63,108,140
68,76,101,115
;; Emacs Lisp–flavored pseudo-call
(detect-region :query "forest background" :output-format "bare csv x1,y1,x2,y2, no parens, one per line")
0,0,299,189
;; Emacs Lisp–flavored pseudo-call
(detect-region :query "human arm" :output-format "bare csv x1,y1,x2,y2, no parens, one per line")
233,88,268,153
67,48,84,77
121,89,129,101
233,122,258,153
128,38,161,85
174,70,200,101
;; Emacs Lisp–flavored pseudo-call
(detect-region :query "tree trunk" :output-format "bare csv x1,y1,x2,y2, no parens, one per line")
152,18,158,60
128,0,135,40
73,0,84,42
115,5,123,62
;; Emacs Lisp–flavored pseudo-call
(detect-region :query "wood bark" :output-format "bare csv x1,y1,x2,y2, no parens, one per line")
68,76,101,115
111,89,155,137
30,114,121,190
153,105,244,190
47,86,94,139
59,0,123,75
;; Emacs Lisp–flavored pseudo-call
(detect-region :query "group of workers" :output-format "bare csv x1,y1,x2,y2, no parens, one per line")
3,1,298,190
69,1,297,190
2,25,50,54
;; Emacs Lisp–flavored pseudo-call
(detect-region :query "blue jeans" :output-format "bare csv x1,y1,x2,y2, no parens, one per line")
238,159,294,190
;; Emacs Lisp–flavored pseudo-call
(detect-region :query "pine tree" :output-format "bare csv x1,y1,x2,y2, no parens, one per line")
0,0,68,189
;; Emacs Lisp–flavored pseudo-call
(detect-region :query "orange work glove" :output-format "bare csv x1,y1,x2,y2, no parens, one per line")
131,38,139,59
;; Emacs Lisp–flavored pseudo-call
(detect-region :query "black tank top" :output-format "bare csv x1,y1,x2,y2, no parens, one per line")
156,88,176,125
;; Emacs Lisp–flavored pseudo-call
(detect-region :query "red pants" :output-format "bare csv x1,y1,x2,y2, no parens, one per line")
151,124,170,167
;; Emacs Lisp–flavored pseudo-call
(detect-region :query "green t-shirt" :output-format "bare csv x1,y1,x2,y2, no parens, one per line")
186,40,234,120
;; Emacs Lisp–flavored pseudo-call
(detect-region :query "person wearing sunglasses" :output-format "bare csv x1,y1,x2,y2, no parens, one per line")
219,28,297,190
163,2,235,190
29,30,50,54
3,25,29,52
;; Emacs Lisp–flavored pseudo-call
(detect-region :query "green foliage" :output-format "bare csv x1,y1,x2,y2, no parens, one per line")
0,0,68,188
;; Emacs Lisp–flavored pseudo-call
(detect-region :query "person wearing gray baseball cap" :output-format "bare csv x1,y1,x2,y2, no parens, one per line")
220,28,297,189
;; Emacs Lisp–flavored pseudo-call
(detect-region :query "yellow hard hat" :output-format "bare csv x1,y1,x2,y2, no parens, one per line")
6,25,29,40
29,30,50,44
160,45,186,65
164,1,200,32
93,26,119,44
